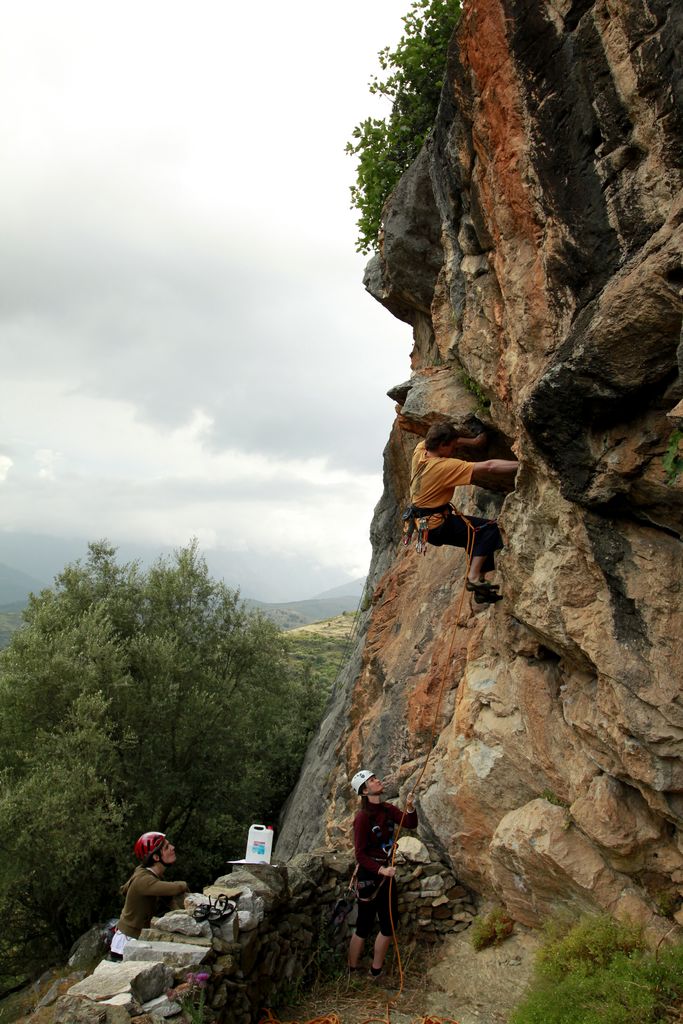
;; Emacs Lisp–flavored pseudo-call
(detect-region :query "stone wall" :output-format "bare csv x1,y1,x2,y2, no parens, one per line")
47,844,475,1024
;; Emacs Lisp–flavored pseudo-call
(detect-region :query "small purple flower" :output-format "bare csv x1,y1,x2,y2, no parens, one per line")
186,971,210,988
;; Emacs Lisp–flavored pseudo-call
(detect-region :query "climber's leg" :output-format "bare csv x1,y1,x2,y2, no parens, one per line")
348,931,365,968
371,932,391,972
467,554,488,582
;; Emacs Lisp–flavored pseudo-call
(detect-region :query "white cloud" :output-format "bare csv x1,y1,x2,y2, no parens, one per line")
0,381,380,579
34,448,62,481
0,455,13,482
0,0,414,595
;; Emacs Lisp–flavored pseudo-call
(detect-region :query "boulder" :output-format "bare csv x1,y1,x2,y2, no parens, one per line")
490,799,680,946
123,939,211,970
151,911,211,938
396,836,430,864
53,995,107,1024
140,994,183,1018
68,923,114,969
237,910,260,932
68,959,173,1003
213,864,286,910
100,991,140,1013
139,927,212,947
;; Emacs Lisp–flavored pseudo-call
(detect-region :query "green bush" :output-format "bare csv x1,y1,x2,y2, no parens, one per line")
461,371,491,411
663,428,683,484
470,907,514,950
537,915,644,979
510,915,683,1024
346,0,461,254
0,541,328,985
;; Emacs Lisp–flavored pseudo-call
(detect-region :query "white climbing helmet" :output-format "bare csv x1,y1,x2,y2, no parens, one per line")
351,768,375,794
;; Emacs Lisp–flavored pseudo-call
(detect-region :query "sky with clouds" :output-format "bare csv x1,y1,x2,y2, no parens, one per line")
0,1,415,600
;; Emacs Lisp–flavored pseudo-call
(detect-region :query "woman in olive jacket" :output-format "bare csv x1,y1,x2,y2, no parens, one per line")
110,831,188,960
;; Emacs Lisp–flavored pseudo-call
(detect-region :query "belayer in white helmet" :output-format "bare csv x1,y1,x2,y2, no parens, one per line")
351,768,375,794
347,768,418,980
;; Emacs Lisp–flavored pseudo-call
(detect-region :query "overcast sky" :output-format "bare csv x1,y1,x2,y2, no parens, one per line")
0,1,414,600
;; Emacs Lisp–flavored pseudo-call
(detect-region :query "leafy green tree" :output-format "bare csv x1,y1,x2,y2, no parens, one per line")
346,0,461,254
0,542,328,985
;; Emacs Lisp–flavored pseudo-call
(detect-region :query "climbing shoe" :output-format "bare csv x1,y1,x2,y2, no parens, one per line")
466,580,502,603
474,590,503,604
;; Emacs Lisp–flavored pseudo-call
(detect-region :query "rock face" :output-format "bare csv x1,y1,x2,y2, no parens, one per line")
278,0,683,943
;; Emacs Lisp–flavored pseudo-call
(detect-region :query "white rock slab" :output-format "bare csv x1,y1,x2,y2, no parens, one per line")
396,836,430,863
68,959,172,1003
123,938,210,969
152,911,211,938
99,991,139,1011
141,993,183,1018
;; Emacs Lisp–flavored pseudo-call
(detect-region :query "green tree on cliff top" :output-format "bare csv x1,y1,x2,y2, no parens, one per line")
346,0,461,255
0,541,326,984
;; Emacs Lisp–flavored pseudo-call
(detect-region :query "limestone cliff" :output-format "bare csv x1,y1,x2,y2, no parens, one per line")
278,0,683,943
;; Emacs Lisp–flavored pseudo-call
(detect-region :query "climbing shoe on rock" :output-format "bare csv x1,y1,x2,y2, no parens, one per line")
466,580,503,603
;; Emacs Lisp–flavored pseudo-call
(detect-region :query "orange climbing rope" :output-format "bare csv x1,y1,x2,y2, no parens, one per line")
260,518,483,1024
383,514,478,1004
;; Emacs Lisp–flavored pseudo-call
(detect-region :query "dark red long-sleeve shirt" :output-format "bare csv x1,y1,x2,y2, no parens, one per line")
353,802,418,875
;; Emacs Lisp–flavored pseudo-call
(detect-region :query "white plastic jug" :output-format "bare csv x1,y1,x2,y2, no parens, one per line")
245,824,274,864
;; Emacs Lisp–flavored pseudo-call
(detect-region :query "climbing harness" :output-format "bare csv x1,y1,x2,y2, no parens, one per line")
401,503,452,553
347,863,386,903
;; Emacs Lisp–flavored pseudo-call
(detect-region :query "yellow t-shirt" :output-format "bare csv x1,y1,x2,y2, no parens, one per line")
410,440,474,527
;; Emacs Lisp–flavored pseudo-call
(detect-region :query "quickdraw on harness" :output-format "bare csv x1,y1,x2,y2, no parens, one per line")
402,503,452,554
348,816,396,902
347,863,386,904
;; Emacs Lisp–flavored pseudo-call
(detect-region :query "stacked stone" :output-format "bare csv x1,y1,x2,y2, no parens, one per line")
48,847,475,1024
394,837,476,939
206,853,357,1024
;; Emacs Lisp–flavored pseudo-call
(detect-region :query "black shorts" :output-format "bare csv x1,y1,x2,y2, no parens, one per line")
354,874,399,939
427,513,502,574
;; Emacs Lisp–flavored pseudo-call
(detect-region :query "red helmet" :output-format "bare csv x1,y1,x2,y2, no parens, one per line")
134,831,166,862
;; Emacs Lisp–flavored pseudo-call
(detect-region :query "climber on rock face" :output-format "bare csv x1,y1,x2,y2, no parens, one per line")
348,769,417,980
408,422,519,604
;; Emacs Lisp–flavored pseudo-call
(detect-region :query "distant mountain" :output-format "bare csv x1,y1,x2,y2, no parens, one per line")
0,532,366,603
244,596,360,630
0,558,360,644
312,577,366,601
0,562,47,608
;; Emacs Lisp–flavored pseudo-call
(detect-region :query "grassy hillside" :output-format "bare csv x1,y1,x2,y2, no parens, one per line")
246,595,361,630
286,612,357,689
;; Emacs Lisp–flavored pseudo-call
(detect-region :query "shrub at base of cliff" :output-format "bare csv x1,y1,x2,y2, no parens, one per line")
0,541,328,988
470,907,514,951
346,0,461,254
663,429,683,484
510,915,683,1024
